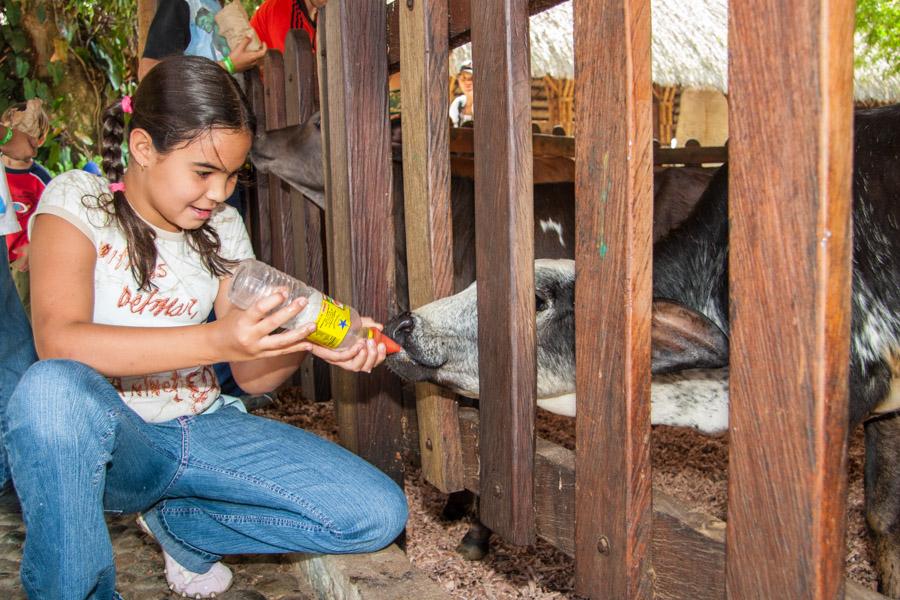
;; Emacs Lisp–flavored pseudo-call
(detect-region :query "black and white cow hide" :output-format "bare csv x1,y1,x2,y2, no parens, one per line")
385,104,900,596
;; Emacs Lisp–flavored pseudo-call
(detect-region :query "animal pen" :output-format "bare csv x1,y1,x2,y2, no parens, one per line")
245,0,866,598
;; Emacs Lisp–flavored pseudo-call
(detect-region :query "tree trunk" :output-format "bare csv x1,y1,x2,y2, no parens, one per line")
19,0,109,155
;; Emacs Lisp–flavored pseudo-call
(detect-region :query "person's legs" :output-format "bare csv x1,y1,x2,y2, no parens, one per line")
3,359,183,599
140,407,408,573
0,244,36,489
6,359,407,596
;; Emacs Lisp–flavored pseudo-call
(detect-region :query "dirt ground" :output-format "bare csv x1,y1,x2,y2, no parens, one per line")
260,388,878,599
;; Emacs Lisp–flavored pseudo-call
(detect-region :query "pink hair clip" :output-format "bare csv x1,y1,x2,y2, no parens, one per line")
109,182,125,193
121,95,133,114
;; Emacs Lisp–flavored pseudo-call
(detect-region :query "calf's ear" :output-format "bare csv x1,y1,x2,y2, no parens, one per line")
651,300,728,374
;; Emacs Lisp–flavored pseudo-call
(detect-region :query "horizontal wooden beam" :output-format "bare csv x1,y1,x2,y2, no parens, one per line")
448,128,727,165
457,408,884,600
450,155,573,184
387,0,567,73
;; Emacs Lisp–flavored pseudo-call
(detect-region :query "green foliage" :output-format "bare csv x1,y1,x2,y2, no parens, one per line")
856,0,900,74
242,0,263,18
1,0,265,177
0,0,137,176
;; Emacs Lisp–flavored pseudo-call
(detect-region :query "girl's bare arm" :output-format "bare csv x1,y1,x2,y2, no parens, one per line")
216,276,386,394
29,214,313,377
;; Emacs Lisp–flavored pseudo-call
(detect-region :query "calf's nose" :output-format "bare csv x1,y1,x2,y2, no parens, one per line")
385,312,415,347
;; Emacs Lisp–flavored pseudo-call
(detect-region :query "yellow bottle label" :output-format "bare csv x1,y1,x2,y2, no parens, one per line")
306,296,352,348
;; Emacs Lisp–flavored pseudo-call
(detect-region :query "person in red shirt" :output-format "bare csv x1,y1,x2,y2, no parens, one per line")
250,0,326,53
1,101,52,319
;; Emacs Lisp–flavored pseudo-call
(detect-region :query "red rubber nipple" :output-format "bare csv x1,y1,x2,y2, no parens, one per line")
370,329,402,355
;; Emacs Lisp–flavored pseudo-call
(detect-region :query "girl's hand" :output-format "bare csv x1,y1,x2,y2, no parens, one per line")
216,292,316,361
304,317,388,373
228,36,267,73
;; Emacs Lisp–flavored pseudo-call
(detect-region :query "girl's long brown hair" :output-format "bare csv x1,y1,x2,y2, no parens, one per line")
99,55,256,291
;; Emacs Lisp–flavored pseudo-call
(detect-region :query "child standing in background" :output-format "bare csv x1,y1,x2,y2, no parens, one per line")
1,99,52,318
449,63,475,127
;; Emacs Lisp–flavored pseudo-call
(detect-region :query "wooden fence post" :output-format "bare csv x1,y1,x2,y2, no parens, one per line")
725,0,855,598
470,0,536,546
262,51,291,275
399,0,465,494
574,0,654,597
284,30,331,402
319,2,404,482
245,70,272,265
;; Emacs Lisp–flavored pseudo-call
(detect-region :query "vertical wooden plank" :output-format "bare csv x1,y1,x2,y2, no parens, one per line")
284,30,318,125
320,4,356,452
315,13,337,405
726,0,854,598
574,0,654,597
246,69,272,265
283,36,311,288
470,0,536,546
320,2,404,483
387,0,569,72
284,29,331,402
263,50,292,275
399,0,464,494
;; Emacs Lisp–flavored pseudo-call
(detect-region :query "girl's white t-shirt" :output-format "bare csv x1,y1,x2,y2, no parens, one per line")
32,170,255,422
0,162,21,236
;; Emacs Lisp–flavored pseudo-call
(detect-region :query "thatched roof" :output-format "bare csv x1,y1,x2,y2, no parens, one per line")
449,0,900,103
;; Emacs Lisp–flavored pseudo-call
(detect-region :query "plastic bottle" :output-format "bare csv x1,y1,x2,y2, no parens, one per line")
228,259,401,354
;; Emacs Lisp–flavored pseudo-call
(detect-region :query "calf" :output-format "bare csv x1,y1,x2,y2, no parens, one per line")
250,111,324,205
391,162,714,311
253,115,713,310
385,104,900,595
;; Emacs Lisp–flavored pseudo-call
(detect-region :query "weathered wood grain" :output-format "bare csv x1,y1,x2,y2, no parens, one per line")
399,0,464,495
283,29,330,400
470,0,537,546
245,69,272,265
320,3,403,482
725,0,855,598
262,50,292,275
574,0,654,597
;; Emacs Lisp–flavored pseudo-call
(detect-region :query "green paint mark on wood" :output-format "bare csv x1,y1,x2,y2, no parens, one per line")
597,152,610,259
599,153,610,204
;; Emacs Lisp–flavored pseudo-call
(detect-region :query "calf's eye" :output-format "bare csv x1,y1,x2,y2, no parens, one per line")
536,294,549,312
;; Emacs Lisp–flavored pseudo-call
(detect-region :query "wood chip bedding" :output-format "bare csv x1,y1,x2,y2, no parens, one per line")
261,389,877,598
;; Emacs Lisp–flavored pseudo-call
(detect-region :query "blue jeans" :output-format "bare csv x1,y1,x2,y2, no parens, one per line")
4,359,408,599
0,239,37,489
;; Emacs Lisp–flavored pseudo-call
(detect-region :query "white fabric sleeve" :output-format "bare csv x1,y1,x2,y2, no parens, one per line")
29,169,110,247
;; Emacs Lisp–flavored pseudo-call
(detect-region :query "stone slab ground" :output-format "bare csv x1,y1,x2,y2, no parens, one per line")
0,491,448,600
